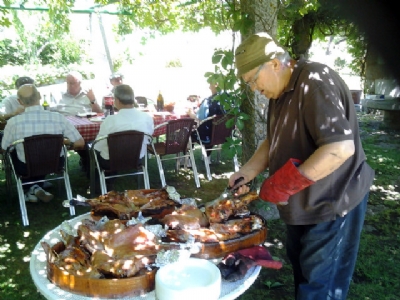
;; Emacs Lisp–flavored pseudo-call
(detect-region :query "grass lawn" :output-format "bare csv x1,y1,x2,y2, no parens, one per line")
0,112,399,299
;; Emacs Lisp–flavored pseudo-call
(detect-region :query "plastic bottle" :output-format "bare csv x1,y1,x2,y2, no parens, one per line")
42,95,49,110
50,92,57,105
157,91,164,112
104,95,114,115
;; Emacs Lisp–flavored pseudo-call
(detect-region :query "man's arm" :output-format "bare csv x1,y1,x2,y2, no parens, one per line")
298,140,355,181
64,137,85,150
86,88,103,113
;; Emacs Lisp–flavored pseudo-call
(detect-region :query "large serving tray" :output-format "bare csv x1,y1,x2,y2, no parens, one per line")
45,189,267,298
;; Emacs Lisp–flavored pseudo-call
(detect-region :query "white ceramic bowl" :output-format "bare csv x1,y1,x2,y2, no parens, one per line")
155,258,221,300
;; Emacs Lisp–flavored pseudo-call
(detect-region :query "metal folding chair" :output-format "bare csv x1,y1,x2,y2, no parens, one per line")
195,115,239,181
5,134,75,226
90,130,151,195
147,118,200,188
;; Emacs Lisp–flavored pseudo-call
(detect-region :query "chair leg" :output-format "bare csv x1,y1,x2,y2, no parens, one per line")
63,171,75,216
143,157,150,189
5,156,13,198
16,179,29,226
155,154,167,187
189,150,200,188
201,146,212,181
99,170,107,195
233,153,240,172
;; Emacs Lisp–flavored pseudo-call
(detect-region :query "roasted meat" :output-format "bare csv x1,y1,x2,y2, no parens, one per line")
161,214,201,230
73,189,175,220
160,205,209,230
210,215,263,235
91,250,156,278
205,191,259,223
165,228,239,243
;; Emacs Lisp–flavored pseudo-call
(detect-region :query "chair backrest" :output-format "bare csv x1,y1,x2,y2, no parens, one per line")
107,130,145,172
210,115,234,146
164,118,195,155
23,134,64,177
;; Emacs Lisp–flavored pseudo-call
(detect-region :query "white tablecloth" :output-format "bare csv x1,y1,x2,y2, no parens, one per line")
30,213,261,300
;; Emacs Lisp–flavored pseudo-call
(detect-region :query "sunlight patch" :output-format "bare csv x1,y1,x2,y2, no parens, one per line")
16,241,25,250
309,71,322,81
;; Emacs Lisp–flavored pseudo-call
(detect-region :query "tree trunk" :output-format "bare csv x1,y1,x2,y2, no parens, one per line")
238,0,280,221
239,0,278,163
291,14,315,59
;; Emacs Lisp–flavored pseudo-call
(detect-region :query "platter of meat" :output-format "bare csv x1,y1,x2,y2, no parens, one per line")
44,188,266,298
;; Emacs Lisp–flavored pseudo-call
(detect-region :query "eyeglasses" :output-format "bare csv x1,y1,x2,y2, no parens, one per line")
244,64,264,89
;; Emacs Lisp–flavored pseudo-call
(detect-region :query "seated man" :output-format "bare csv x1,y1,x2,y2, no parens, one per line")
58,71,103,116
189,82,225,164
1,84,84,203
94,84,154,169
57,71,103,171
2,76,34,119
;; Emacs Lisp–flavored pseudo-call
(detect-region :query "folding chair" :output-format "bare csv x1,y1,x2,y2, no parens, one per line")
5,134,75,226
90,130,151,195
195,115,239,181
147,118,200,188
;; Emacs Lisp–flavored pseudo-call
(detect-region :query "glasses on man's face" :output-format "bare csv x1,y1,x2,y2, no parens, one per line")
244,64,264,89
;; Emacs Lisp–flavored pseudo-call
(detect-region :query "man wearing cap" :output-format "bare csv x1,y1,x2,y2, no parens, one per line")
1,84,84,203
229,32,374,299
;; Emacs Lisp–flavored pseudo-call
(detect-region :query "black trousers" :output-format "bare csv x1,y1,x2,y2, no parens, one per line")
10,150,64,189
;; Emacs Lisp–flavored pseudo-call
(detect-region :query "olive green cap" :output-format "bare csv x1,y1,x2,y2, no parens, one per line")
235,32,285,77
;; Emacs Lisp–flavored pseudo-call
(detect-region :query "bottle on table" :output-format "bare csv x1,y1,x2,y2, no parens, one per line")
42,95,49,110
104,96,114,115
50,92,57,106
157,91,164,112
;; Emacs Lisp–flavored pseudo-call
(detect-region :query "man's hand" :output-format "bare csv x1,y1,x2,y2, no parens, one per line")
86,88,96,102
229,172,250,195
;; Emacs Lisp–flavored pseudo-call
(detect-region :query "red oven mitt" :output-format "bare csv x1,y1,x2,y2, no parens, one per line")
217,246,282,282
259,158,315,205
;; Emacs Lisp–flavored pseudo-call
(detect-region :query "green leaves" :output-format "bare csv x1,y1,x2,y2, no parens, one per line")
205,46,250,158
262,280,284,289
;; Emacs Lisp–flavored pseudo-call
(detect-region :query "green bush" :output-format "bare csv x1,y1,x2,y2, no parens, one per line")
0,38,29,66
39,38,85,66
0,34,88,67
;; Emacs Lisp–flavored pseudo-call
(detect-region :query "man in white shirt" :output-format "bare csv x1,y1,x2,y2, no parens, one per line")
1,76,34,118
94,84,154,169
58,71,103,115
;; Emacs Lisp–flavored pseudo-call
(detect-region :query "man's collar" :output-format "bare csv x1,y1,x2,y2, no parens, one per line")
25,105,43,111
285,58,307,92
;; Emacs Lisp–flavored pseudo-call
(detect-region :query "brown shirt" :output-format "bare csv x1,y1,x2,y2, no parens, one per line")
267,59,374,225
